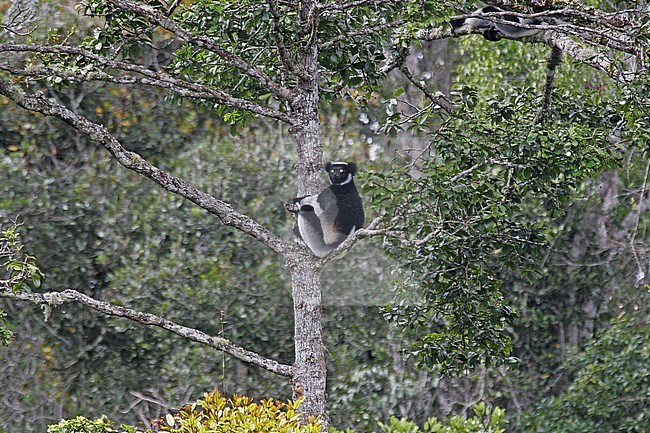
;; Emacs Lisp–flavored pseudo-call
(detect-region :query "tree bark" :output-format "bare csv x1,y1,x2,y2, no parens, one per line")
286,254,327,423
286,0,328,423
292,0,323,197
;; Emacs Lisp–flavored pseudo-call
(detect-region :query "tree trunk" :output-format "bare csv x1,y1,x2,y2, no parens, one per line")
288,0,327,423
292,0,322,196
288,68,329,425
287,255,327,423
288,104,328,424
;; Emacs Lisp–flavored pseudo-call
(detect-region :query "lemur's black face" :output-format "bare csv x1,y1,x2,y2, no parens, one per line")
328,164,353,185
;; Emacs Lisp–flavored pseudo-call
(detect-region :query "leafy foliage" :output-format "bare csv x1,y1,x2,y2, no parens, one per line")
520,315,650,433
368,85,618,373
158,390,322,433
331,403,506,433
48,416,138,433
1,224,44,292
2,0,650,432
79,0,167,58
167,0,285,117
0,310,11,348
440,21,650,428
47,391,324,433
58,0,460,118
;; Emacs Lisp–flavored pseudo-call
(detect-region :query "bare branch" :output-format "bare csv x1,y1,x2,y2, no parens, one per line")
298,1,319,54
0,43,294,124
321,217,383,263
447,162,484,185
319,19,405,49
1,1,39,36
415,24,454,42
267,0,301,81
0,76,293,256
380,44,410,74
541,31,636,84
166,0,182,16
415,20,644,85
317,0,403,12
0,285,293,377
450,8,638,54
629,158,650,287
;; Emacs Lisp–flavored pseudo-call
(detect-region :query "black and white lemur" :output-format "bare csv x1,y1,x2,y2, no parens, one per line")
450,5,542,41
287,161,365,257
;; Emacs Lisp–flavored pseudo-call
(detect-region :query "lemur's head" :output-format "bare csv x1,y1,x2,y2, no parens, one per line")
325,161,358,185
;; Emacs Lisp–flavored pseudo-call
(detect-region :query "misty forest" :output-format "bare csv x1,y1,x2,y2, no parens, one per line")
0,0,649,432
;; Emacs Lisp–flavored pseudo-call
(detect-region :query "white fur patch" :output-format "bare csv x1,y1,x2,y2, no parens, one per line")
337,173,353,185
298,194,324,216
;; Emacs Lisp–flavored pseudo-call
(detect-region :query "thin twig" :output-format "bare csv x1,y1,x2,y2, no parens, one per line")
399,65,454,112
630,158,650,287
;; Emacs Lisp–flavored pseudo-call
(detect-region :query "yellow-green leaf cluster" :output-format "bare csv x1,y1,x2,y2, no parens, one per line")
159,390,323,433
47,415,138,433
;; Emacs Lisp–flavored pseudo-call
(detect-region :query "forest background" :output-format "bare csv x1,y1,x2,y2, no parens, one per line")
0,0,649,432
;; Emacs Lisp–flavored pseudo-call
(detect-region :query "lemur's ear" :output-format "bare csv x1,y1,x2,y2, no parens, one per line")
347,162,358,176
325,161,332,172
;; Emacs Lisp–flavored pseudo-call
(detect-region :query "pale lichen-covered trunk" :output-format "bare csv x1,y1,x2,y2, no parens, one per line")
292,2,323,196
286,255,327,423
287,102,328,420
288,0,328,423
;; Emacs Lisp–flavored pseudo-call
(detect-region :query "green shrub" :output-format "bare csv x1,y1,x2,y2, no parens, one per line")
47,391,322,433
47,416,138,433
330,403,506,433
159,390,322,433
